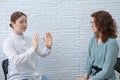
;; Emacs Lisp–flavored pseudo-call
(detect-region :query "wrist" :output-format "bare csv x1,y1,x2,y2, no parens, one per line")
47,45,51,49
83,77,87,80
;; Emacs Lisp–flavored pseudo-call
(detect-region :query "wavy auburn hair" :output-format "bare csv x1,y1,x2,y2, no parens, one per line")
91,10,117,43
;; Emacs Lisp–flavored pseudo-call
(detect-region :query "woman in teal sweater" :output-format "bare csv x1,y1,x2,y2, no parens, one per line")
77,10,119,80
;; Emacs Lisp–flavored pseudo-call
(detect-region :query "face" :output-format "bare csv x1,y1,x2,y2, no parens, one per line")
11,15,27,35
91,17,98,33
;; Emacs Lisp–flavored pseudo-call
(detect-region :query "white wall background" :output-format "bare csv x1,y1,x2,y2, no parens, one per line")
0,0,120,80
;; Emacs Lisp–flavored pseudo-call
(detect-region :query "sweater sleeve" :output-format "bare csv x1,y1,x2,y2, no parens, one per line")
3,39,35,65
84,37,94,74
37,46,51,57
92,41,119,80
35,39,51,57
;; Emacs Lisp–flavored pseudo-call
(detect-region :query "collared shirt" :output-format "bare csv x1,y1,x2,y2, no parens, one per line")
3,33,51,80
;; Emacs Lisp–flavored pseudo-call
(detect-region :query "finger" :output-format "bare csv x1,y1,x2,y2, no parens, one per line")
48,32,52,40
49,32,52,39
35,33,39,38
36,35,39,42
48,32,50,38
34,33,37,39
77,78,79,80
46,32,49,38
33,33,36,38
47,32,51,38
36,33,39,39
43,37,46,42
33,33,36,40
34,33,39,41
77,78,81,80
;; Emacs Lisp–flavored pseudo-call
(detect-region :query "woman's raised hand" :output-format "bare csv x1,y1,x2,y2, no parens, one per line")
43,32,52,49
32,33,39,51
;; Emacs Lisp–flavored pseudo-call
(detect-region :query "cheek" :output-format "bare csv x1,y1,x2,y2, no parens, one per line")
91,26,97,32
17,24,24,29
94,28,98,32
94,27,98,31
92,25,96,29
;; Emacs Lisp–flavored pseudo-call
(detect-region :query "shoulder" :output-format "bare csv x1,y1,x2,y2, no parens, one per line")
24,35,32,40
23,35,32,43
88,36,96,47
90,36,96,41
107,38,118,45
3,36,13,43
89,36,96,44
105,38,119,48
3,38,13,47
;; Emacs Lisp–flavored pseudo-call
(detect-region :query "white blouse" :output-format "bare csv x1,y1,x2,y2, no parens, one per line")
3,33,51,80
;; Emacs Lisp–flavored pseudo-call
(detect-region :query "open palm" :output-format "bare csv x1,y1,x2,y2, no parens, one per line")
43,32,52,49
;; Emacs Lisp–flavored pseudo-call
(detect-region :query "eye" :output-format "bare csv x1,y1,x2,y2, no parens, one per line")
19,21,24,24
25,20,27,23
19,20,27,24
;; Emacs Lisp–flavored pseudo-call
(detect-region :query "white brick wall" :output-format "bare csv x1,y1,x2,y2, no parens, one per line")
0,0,120,80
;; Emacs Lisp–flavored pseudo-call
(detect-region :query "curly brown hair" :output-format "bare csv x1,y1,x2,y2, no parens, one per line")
91,10,117,43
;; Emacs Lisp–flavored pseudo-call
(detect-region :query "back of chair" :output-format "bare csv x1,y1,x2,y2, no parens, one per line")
114,57,120,73
2,59,9,80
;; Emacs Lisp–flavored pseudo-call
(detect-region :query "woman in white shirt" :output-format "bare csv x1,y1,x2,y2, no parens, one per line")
3,11,52,80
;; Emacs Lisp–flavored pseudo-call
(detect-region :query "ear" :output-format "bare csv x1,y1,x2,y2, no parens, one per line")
10,22,15,28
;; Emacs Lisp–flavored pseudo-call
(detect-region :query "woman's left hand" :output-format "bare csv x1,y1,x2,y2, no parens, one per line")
43,32,52,49
88,78,94,80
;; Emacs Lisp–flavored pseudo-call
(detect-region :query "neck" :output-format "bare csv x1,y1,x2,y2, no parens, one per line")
97,38,102,45
13,31,23,35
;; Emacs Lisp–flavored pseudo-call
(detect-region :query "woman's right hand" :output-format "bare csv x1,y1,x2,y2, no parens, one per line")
77,78,87,80
32,33,39,51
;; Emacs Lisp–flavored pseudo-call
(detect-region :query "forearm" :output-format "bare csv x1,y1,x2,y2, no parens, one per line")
12,47,35,64
5,47,35,65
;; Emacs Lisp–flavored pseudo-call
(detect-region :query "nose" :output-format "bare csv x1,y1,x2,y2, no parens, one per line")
91,24,94,28
23,22,27,26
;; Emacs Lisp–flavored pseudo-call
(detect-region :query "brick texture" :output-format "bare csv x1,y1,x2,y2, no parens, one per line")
0,0,120,80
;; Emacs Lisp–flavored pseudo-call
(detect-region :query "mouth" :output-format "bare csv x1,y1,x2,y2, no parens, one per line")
22,27,27,31
23,26,27,29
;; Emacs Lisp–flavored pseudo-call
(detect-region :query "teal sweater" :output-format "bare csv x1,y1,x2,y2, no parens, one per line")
85,36,119,80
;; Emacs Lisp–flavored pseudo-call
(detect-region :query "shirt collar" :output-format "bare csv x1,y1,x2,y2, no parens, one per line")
10,32,24,40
